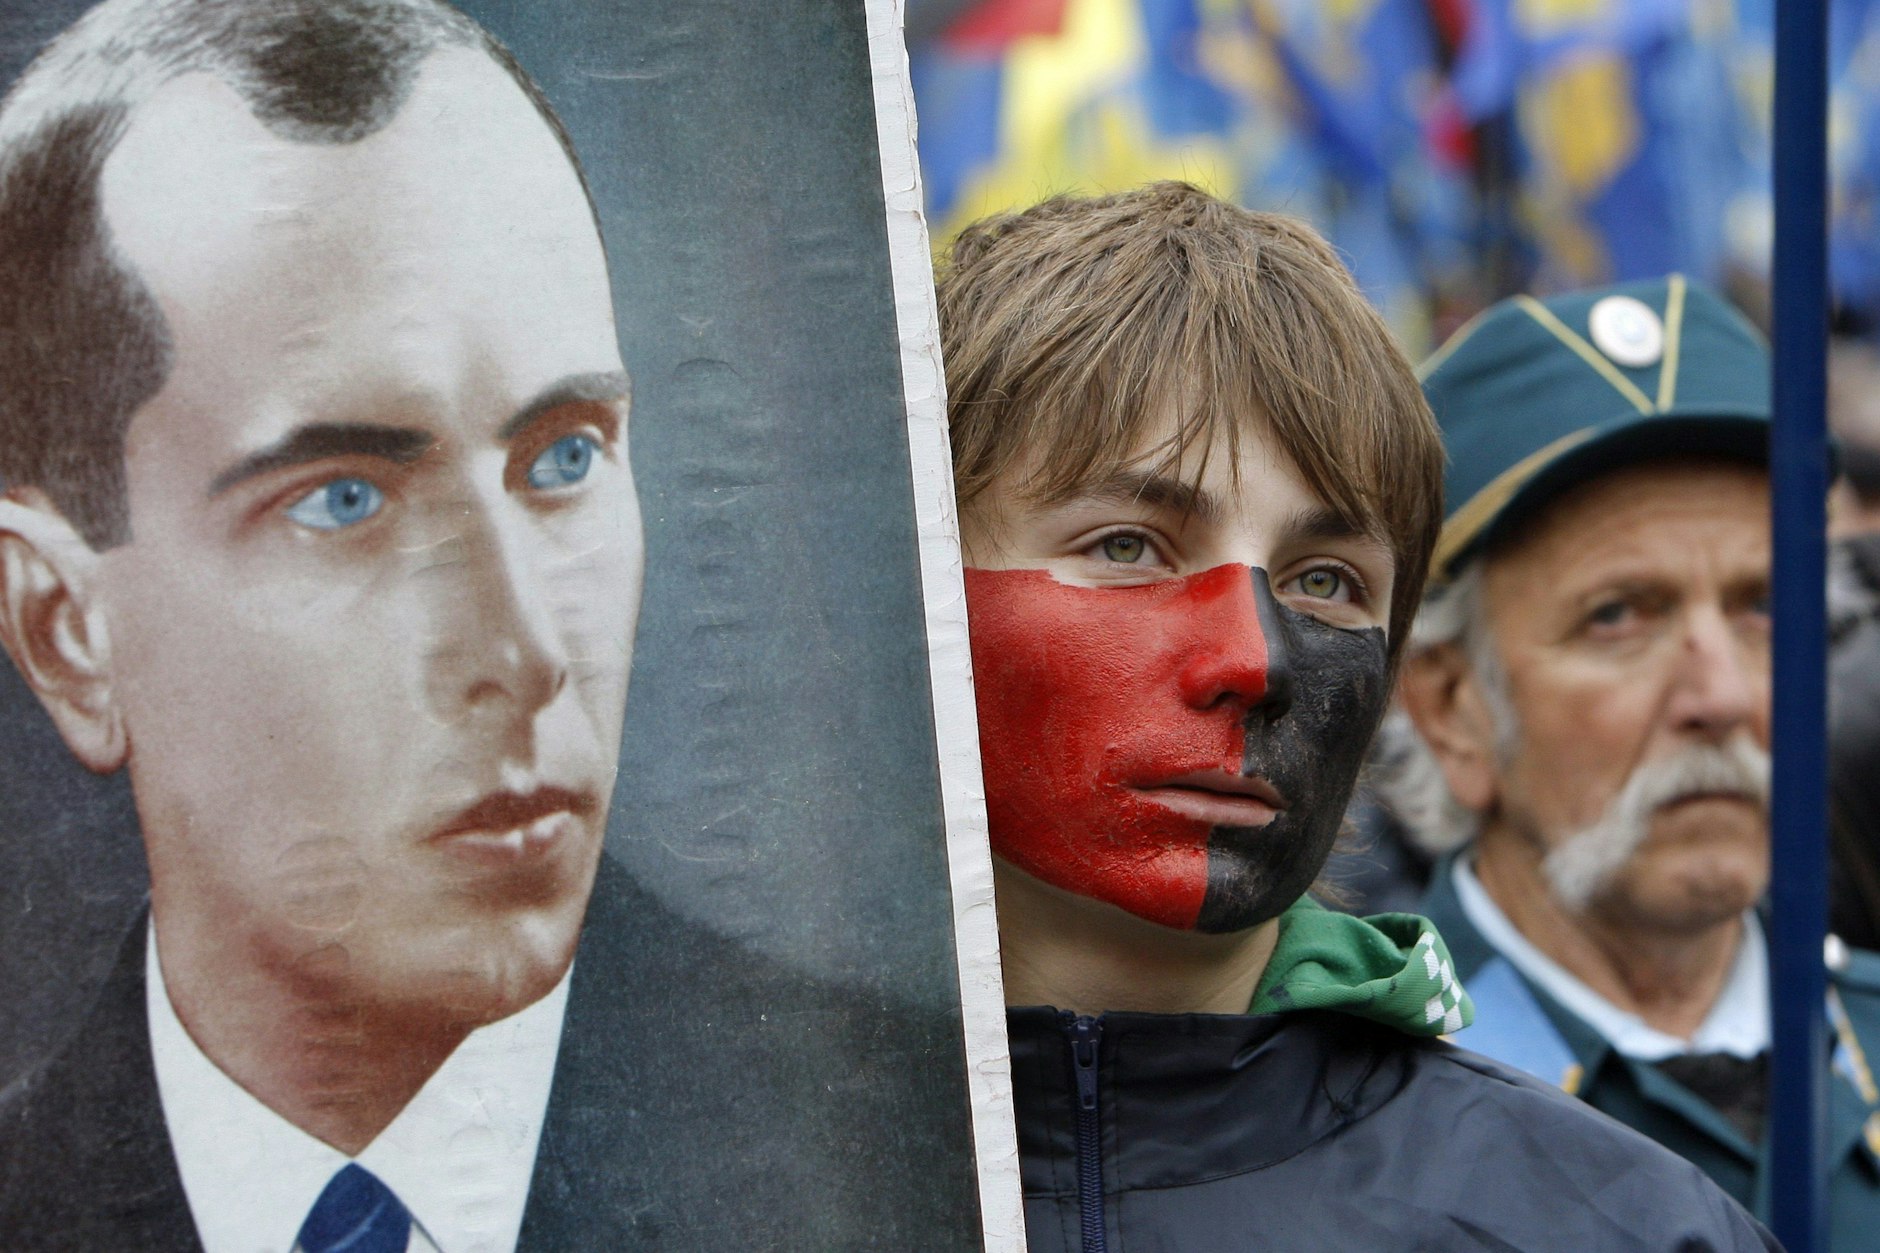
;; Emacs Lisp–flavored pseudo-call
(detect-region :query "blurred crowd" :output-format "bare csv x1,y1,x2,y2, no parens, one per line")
906,0,1880,950
910,0,1880,1240
907,0,1880,351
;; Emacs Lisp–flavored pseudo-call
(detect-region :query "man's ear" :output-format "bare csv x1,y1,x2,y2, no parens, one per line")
1397,642,1500,815
0,490,127,773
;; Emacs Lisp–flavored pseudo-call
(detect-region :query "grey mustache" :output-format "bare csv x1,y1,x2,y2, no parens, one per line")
1542,739,1768,911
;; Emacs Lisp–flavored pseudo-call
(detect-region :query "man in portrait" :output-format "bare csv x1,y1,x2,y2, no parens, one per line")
0,2,981,1248
0,0,639,1246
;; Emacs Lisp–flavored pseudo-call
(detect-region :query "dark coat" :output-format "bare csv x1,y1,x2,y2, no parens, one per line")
1009,1006,1778,1252
0,855,983,1250
1422,859,1880,1250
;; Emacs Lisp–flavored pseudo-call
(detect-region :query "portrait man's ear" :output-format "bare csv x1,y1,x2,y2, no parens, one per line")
1398,642,1498,814
0,489,125,774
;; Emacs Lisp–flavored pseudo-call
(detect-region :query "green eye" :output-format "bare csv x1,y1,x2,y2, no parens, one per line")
1101,534,1147,563
1299,568,1343,599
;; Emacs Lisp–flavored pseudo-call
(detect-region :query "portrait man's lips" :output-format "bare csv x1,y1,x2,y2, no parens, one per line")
1131,770,1287,829
429,785,597,863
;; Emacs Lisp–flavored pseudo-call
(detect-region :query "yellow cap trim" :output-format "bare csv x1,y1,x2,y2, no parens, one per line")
1513,295,1656,416
1432,425,1600,576
1657,274,1686,410
1560,1062,1585,1098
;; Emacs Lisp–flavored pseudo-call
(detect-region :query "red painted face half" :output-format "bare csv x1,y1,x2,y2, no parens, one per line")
964,563,1389,932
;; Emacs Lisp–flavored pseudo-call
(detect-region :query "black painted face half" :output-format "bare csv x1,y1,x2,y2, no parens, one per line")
1197,576,1389,932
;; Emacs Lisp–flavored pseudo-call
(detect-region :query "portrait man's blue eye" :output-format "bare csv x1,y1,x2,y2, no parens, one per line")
287,477,384,530
528,433,597,489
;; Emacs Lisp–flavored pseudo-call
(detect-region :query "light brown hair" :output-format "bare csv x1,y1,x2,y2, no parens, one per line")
935,181,1444,655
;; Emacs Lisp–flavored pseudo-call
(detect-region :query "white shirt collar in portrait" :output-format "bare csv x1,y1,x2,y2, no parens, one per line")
1454,855,1769,1061
146,924,571,1253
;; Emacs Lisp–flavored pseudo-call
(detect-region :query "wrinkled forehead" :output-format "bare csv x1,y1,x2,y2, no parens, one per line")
1483,457,1771,601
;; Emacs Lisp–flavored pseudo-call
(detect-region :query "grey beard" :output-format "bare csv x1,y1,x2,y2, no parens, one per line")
1541,738,1771,912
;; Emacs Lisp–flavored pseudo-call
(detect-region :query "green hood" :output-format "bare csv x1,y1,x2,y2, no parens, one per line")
1249,897,1474,1038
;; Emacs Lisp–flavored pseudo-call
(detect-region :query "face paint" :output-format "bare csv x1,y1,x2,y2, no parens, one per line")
964,564,1388,932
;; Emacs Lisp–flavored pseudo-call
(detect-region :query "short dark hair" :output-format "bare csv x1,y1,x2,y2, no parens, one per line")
0,0,595,549
936,182,1445,658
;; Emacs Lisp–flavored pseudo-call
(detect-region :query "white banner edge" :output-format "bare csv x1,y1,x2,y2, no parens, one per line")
861,2,1025,1247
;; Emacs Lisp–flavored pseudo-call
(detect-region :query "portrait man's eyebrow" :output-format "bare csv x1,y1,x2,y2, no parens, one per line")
498,368,633,440
205,370,632,496
207,425,438,497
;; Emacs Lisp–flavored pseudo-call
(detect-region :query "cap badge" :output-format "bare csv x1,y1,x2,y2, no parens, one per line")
1587,295,1664,368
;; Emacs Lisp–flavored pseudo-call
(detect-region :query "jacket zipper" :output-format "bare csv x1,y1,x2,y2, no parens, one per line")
1066,1013,1106,1253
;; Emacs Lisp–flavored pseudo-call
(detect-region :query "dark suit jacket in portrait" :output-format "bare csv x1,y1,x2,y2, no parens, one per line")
0,854,981,1250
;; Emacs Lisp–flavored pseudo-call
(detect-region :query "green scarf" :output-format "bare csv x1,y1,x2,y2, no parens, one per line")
1250,896,1474,1038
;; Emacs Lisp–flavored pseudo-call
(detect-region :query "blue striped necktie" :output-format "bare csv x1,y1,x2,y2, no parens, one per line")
296,1163,412,1253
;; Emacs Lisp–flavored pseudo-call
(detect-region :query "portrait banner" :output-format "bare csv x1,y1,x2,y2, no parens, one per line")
0,0,1018,1248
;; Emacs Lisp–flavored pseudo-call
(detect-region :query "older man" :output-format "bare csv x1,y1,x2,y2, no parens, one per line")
1387,276,1880,1244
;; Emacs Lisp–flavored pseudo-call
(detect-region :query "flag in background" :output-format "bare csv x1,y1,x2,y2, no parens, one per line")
1715,0,1880,327
1240,0,1477,347
1446,0,1749,290
908,0,1472,351
906,0,1880,337
907,0,1068,227
910,0,1239,242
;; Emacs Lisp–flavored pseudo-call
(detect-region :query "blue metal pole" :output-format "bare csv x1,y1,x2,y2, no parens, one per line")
1769,0,1831,1245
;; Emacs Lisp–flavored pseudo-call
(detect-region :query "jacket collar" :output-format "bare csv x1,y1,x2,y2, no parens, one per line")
1005,1007,1419,1197
1424,854,1880,1174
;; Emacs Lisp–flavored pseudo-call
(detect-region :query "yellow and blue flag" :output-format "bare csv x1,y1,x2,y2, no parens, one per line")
908,0,1471,350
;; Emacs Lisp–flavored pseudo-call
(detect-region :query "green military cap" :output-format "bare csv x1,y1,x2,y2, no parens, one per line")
1420,275,1770,580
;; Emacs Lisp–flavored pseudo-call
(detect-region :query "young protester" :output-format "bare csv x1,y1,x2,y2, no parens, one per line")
939,183,1776,1250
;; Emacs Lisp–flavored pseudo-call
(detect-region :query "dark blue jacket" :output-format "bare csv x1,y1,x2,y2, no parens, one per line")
1009,1004,1779,1250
